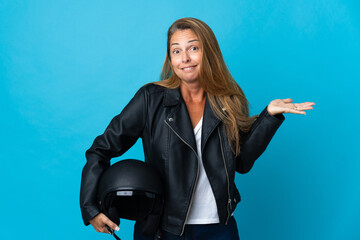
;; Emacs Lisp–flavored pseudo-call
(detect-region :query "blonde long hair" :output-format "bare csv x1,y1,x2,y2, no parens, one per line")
155,17,257,156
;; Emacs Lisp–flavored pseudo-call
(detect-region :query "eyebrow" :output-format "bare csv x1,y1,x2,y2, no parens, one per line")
171,39,199,46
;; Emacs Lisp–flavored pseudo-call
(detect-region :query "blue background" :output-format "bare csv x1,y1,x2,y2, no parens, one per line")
1,0,359,239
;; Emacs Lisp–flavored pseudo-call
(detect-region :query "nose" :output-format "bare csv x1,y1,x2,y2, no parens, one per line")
181,51,190,63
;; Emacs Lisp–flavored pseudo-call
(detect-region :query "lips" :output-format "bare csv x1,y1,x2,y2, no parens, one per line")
181,65,197,71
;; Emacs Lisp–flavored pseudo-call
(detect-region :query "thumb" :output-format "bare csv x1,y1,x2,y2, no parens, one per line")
282,98,293,103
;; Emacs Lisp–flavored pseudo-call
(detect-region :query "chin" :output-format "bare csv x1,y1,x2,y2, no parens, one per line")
180,77,199,84
177,74,200,83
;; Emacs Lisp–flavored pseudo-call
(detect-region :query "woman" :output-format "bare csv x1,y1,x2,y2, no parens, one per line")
80,17,314,239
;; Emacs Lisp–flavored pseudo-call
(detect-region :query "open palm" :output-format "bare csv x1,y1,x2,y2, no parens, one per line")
267,98,315,115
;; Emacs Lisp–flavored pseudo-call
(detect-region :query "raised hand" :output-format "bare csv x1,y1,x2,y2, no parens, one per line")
267,98,315,116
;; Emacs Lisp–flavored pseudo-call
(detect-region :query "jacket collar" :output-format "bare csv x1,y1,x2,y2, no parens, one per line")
164,87,221,153
163,88,181,107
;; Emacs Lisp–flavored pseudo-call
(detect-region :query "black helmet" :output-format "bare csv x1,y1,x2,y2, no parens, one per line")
97,159,164,237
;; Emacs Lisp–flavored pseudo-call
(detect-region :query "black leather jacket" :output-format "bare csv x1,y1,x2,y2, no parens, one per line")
80,84,284,236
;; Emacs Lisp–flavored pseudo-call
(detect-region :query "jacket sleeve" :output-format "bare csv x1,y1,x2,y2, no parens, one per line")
236,106,285,173
80,87,148,225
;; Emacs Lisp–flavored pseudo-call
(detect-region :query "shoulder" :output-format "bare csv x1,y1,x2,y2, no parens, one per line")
136,83,179,107
138,83,167,98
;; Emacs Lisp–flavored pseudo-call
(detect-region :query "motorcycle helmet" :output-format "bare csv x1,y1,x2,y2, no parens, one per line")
97,159,164,237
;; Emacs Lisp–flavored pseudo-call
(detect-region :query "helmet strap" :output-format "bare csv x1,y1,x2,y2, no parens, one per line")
106,225,121,240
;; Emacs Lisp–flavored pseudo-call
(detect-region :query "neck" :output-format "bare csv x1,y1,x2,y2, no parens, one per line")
180,81,205,103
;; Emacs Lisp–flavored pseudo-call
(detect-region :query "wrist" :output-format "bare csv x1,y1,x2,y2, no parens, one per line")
266,105,275,116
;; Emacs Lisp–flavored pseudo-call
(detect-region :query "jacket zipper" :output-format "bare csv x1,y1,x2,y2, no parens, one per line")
164,120,200,236
218,127,231,224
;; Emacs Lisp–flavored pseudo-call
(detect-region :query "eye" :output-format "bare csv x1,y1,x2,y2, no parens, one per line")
172,49,180,54
190,46,199,51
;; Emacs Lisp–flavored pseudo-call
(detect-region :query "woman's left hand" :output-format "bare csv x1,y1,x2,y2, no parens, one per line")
267,98,315,116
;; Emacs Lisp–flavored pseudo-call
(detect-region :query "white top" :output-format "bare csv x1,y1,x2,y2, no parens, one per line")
185,117,220,224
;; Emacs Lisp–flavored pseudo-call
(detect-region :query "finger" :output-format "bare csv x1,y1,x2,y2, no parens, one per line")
300,103,315,106
91,222,102,232
105,218,120,232
294,102,315,106
297,104,314,110
299,106,313,110
302,101,315,105
293,104,313,110
100,226,112,234
297,101,316,106
287,108,307,115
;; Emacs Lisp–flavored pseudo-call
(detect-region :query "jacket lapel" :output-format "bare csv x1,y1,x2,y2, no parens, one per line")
201,98,221,152
164,88,197,152
163,87,222,154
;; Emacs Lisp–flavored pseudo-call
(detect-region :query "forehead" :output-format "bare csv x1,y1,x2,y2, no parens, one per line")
170,29,199,46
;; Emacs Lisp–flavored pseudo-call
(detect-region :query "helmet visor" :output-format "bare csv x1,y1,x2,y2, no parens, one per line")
104,190,157,221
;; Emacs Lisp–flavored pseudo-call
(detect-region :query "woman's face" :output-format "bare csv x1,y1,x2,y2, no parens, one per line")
169,29,202,84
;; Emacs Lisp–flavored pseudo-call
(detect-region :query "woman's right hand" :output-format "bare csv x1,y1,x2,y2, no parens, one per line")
89,213,119,234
